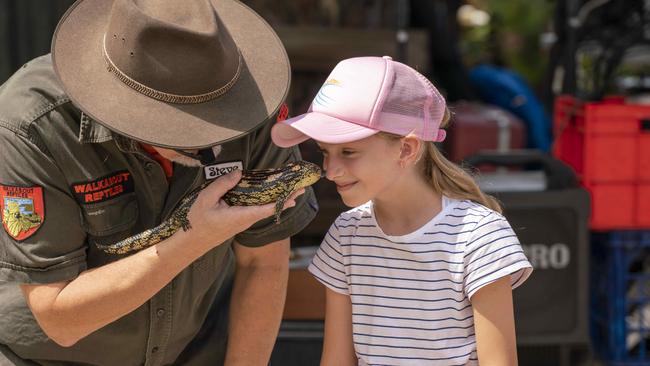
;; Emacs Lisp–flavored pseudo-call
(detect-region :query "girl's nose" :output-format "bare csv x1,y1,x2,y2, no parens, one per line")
324,158,343,181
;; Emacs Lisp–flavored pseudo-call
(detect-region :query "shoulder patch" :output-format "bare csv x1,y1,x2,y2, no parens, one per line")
70,170,134,204
1,185,44,241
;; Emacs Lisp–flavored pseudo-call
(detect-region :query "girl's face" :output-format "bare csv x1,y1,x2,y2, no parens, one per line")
317,135,403,207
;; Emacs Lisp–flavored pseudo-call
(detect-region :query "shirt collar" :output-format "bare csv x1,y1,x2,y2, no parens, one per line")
78,112,114,144
78,112,144,154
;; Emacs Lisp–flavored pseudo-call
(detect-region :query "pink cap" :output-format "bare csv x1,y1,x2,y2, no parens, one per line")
271,56,447,147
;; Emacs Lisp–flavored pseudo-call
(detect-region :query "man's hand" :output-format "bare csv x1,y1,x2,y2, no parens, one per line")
180,170,303,250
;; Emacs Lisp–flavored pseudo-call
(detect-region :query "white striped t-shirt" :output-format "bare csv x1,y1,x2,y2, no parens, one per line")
308,197,533,366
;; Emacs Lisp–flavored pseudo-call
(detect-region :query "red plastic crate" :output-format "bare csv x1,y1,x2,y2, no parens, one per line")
553,95,650,230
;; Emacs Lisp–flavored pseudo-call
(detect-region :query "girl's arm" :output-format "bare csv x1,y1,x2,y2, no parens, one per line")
320,287,357,366
472,275,519,366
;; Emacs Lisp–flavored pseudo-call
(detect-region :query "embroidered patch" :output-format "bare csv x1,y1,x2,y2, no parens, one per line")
204,161,243,180
276,103,289,123
1,185,44,241
70,171,134,204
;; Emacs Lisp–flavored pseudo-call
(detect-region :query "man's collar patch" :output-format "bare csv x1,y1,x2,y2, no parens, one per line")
276,103,289,123
1,185,44,241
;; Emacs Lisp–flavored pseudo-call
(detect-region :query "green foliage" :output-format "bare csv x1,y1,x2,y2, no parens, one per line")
459,0,555,88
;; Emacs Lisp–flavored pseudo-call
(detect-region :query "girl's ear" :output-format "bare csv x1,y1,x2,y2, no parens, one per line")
399,136,422,166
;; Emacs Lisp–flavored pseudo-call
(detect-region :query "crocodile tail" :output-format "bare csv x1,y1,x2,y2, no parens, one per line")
96,225,167,254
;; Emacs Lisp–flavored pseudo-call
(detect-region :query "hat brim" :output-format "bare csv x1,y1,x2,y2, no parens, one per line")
271,112,379,147
52,0,290,149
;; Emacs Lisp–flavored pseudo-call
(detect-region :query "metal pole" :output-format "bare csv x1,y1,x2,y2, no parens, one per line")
396,0,410,63
563,0,580,95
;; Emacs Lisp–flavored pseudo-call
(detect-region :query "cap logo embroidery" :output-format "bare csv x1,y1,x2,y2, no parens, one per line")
314,78,342,108
0,185,44,241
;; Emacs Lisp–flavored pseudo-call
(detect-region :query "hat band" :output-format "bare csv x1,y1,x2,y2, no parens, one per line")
102,35,242,104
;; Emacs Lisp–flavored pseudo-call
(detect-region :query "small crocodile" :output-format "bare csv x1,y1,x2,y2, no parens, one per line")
97,161,322,255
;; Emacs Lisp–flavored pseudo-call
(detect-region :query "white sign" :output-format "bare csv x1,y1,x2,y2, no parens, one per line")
523,243,571,269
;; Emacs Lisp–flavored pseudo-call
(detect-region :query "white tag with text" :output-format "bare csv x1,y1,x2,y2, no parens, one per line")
204,161,243,180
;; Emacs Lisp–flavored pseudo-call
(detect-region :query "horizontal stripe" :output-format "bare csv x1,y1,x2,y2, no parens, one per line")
338,223,376,228
352,305,472,324
464,233,518,258
465,251,527,285
337,215,371,223
354,331,475,343
313,252,345,275
349,282,465,295
357,350,473,361
343,252,463,265
466,260,531,294
348,262,464,274
445,213,490,219
355,340,474,351
472,217,504,232
310,269,348,291
465,243,522,269
436,221,479,227
340,234,467,246
353,321,473,333
352,301,472,313
341,242,463,255
349,272,464,285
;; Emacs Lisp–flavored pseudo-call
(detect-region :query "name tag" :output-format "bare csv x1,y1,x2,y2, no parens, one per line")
204,161,243,180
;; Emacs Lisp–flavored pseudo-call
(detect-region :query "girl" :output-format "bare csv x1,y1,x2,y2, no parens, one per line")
272,56,532,366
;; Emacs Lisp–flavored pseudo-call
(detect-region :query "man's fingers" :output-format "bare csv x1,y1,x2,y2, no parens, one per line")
226,202,277,223
288,188,305,201
283,189,305,210
200,170,242,203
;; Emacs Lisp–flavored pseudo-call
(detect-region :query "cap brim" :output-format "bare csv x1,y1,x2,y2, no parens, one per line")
271,112,379,148
52,0,290,149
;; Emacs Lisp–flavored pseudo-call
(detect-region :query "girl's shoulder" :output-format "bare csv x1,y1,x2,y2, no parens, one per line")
333,201,373,227
445,198,508,229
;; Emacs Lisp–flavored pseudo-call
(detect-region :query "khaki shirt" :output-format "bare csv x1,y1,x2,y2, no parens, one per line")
0,55,318,365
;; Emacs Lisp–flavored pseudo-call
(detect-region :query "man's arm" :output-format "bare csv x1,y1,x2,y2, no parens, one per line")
223,238,290,366
21,232,210,347
20,171,297,347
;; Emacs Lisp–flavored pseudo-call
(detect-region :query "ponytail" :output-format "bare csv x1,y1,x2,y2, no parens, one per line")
378,109,502,213
422,140,502,213
422,109,502,213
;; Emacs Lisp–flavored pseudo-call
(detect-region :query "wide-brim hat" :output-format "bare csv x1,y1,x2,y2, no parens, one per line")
52,0,290,149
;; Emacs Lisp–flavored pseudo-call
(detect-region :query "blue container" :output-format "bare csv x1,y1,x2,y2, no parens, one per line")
591,231,650,365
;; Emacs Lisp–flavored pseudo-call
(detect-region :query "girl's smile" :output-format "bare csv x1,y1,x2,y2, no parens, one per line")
317,135,404,207
335,181,357,192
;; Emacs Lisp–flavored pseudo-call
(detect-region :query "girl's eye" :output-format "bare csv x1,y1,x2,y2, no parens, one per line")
341,149,356,156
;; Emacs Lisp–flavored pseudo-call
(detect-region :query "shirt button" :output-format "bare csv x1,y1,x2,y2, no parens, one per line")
156,308,165,317
144,162,154,172
152,347,159,354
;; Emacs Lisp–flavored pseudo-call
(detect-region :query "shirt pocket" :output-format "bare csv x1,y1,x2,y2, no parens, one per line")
80,192,139,240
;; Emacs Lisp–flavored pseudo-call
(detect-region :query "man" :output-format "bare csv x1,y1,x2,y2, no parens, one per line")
0,0,318,365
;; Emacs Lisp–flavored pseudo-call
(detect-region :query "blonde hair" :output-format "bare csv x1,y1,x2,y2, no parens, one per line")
379,109,502,213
